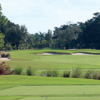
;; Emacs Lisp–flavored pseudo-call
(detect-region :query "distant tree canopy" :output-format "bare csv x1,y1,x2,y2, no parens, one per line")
0,3,100,50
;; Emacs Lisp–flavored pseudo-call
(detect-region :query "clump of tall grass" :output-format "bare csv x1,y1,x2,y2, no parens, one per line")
14,67,23,75
84,70,99,79
71,68,81,78
46,70,53,77
26,67,35,76
40,71,47,76
46,70,59,77
52,70,59,77
63,71,70,78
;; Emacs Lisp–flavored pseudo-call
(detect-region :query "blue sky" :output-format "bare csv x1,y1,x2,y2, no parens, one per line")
0,0,100,34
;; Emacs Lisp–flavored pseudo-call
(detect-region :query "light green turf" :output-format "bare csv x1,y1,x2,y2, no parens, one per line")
4,49,100,70
1,85,100,96
0,96,24,100
1,75,100,85
20,97,100,100
0,76,100,99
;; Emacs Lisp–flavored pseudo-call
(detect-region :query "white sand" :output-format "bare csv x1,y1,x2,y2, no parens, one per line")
37,53,93,55
0,58,10,61
72,53,92,55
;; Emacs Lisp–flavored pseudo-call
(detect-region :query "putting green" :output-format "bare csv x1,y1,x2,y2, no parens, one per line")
0,85,100,96
20,97,100,100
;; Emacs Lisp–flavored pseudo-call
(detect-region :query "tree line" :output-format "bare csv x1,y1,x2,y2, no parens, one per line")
0,3,100,50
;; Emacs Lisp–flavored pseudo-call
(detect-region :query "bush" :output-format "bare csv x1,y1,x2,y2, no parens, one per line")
5,44,12,50
0,52,10,58
26,67,35,76
92,71,98,79
85,70,99,79
5,53,10,58
1,53,6,57
13,45,17,50
46,70,53,77
0,62,13,75
97,73,100,80
52,70,59,77
40,71,47,76
84,70,93,79
63,71,70,77
46,70,59,77
14,67,22,75
71,68,81,78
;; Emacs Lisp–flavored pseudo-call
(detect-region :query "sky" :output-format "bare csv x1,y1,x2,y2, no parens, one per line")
0,0,100,34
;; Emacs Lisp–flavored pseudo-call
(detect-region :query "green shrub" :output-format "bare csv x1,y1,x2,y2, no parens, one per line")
71,68,81,78
0,61,13,75
5,44,12,50
13,45,17,50
46,70,52,77
92,71,98,79
63,71,70,77
14,67,23,75
5,53,10,58
84,70,92,79
40,71,47,76
52,70,59,77
26,67,35,76
85,70,100,79
1,52,10,58
97,73,100,80
46,70,59,77
1,53,6,57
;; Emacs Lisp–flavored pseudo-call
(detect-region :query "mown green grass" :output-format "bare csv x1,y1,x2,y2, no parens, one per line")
4,49,100,70
1,49,100,100
1,85,100,96
1,75,100,86
0,96,24,100
20,97,100,100
0,76,100,100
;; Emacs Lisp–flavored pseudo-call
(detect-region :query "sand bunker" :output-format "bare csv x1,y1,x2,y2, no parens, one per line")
72,53,92,55
38,53,94,55
0,58,10,61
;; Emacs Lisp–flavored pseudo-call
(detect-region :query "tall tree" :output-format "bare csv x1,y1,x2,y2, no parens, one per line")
5,25,28,49
45,29,52,47
0,33,4,49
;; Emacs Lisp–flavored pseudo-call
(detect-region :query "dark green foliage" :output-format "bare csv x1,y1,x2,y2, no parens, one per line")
46,70,53,77
71,68,81,78
1,53,5,57
26,67,35,76
1,53,10,58
52,70,59,77
5,53,10,58
84,70,99,79
84,71,93,79
63,71,70,78
14,68,22,75
46,70,59,77
1,3,100,49
40,71,47,76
